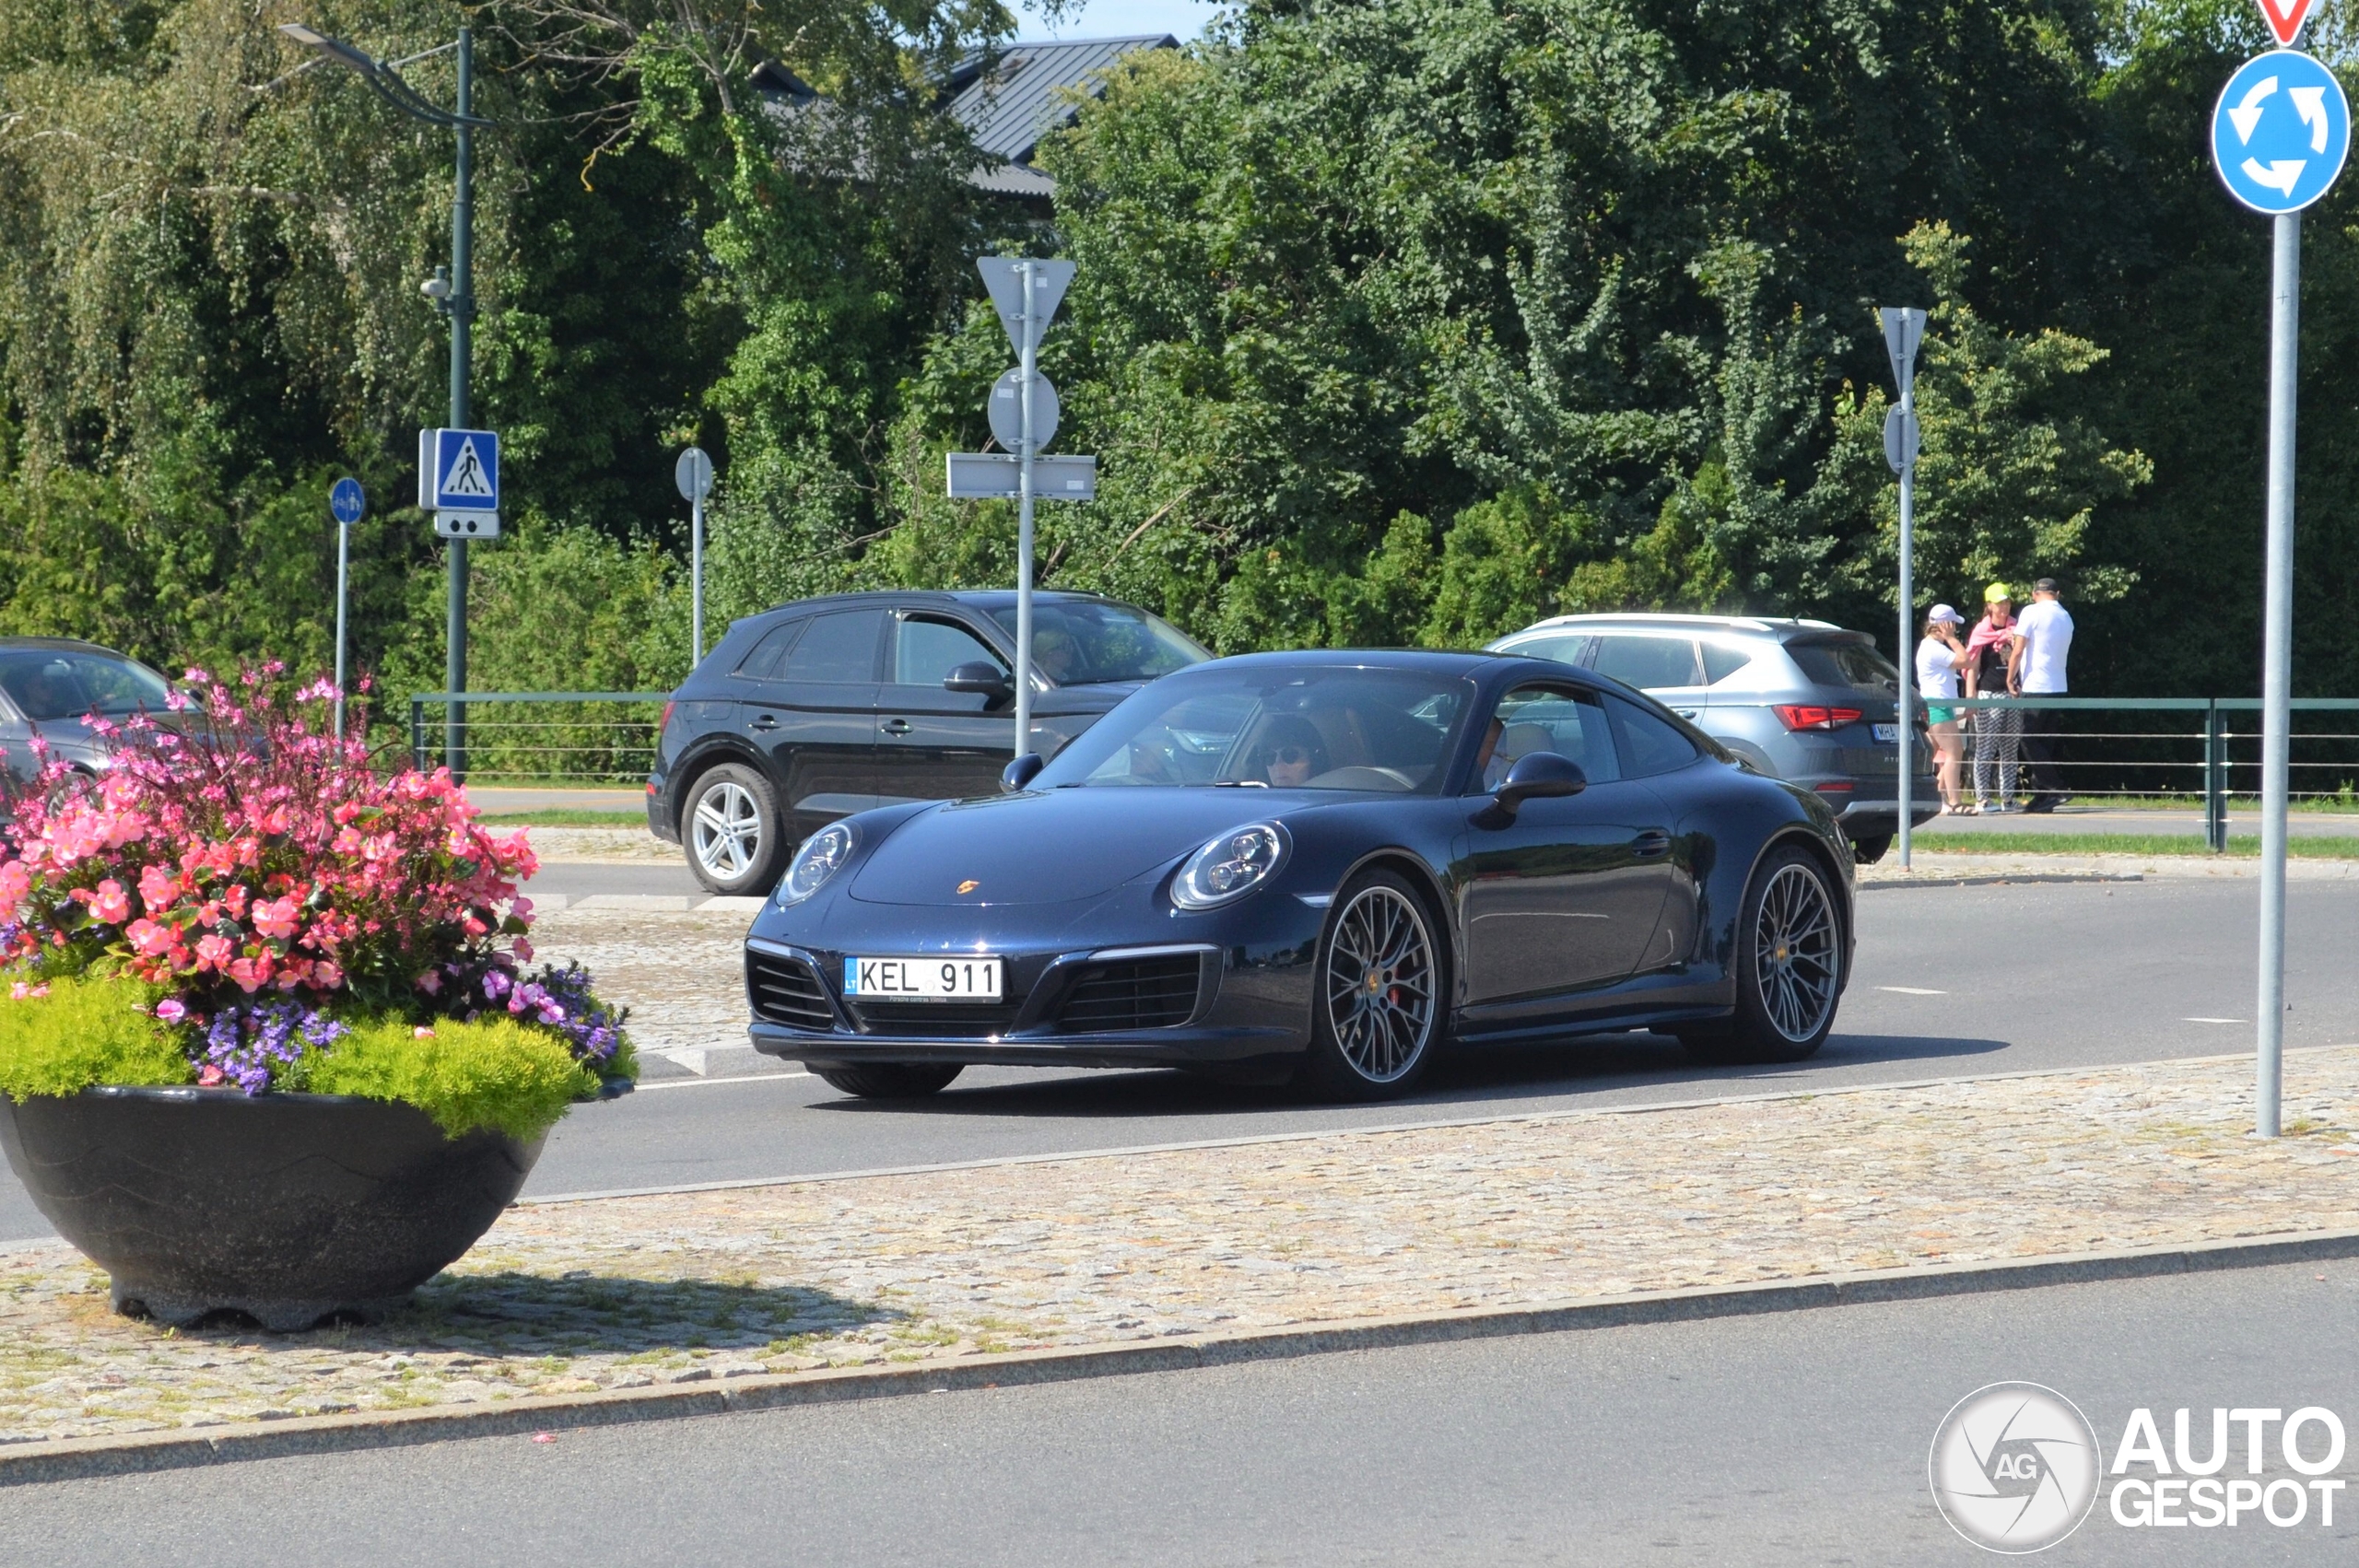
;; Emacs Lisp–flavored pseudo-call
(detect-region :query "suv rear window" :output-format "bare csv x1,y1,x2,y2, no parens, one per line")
1788,639,1899,696
1590,635,1701,690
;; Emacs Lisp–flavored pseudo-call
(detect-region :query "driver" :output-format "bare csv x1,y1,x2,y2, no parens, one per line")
1258,715,1329,788
1032,626,1081,684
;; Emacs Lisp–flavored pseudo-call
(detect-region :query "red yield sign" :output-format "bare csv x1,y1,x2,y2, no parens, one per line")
2256,0,2319,46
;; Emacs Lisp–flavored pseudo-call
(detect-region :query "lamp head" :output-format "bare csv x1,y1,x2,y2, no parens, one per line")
421,267,452,301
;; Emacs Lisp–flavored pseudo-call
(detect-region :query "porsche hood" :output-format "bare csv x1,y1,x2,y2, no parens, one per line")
847,788,1296,907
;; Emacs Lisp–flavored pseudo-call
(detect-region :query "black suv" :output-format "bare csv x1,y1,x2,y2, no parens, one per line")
648,590,1212,894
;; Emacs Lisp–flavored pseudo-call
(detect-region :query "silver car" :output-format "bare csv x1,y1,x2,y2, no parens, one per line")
0,638,180,789
1486,613,1937,861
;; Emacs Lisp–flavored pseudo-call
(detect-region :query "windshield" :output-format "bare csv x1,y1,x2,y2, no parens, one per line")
986,600,1209,685
0,649,173,721
1035,666,1474,793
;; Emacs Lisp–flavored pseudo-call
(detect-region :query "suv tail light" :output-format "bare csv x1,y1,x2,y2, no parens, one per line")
659,700,676,735
1774,704,1863,732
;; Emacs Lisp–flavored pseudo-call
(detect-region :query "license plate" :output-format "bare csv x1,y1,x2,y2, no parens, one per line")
843,955,1003,1001
1872,723,1900,743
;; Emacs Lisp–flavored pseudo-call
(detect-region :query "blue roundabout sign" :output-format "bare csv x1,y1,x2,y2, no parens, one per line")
2212,49,2351,215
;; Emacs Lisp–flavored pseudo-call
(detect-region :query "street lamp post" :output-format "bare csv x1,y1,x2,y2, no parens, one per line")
278,21,487,774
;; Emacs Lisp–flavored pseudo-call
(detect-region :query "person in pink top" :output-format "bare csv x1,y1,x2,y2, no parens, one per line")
1963,583,2022,813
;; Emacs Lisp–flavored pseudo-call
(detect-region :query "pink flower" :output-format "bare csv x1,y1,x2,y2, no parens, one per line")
154,998,186,1023
510,896,534,920
124,919,174,957
194,934,233,970
252,896,299,942
227,955,272,993
91,879,132,924
415,968,442,995
312,960,343,989
197,1064,223,1085
511,938,534,963
8,981,49,1000
412,1025,436,1038
137,863,177,910
0,858,29,913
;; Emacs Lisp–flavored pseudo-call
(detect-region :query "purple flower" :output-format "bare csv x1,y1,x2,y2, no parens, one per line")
154,998,186,1024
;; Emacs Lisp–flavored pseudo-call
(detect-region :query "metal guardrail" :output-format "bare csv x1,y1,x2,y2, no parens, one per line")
407,691,668,783
1946,696,2359,852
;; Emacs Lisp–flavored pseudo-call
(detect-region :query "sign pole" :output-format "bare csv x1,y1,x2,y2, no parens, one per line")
1896,457,1915,870
691,486,706,663
1015,260,1037,758
443,25,475,781
2257,210,2299,1137
335,514,351,741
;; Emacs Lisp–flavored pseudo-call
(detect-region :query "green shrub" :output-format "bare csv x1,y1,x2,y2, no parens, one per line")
295,1014,600,1142
0,973,600,1141
0,975,194,1102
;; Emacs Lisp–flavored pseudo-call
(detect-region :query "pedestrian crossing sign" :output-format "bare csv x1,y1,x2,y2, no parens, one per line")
419,427,500,512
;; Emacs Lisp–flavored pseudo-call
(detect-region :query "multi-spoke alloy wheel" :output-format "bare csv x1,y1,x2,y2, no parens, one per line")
1750,860,1840,1044
681,763,784,895
693,781,763,881
1320,880,1438,1087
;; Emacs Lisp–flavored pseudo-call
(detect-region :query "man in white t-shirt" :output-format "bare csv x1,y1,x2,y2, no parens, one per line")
2012,579,2074,813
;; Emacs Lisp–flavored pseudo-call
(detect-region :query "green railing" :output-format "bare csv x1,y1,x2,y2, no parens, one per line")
407,692,669,784
1946,696,2359,851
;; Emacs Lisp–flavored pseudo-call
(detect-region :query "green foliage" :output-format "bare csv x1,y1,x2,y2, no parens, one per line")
0,974,192,1103
295,1012,599,1141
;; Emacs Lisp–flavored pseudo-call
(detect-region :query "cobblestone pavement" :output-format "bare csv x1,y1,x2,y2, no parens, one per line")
3,1048,2355,1446
529,906,753,1062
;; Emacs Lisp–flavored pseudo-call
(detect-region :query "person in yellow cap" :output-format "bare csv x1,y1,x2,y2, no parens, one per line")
1963,582,2023,813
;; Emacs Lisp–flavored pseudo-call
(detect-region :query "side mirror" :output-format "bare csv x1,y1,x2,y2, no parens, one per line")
945,661,1013,701
1001,753,1045,792
1492,751,1586,817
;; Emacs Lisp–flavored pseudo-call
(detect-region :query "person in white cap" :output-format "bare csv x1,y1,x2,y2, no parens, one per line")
1916,604,1970,813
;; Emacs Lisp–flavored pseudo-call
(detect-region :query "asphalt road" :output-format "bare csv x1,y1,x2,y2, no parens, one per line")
9,1257,2354,1564
5,873,2351,1243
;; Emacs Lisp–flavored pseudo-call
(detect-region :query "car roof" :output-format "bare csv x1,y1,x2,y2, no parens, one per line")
1497,613,1851,641
1182,649,1580,682
744,589,1131,620
0,637,135,655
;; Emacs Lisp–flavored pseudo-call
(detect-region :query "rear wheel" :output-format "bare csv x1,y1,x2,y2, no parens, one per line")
685,763,785,895
1847,833,1892,865
811,1063,964,1098
1296,871,1445,1101
1684,845,1842,1065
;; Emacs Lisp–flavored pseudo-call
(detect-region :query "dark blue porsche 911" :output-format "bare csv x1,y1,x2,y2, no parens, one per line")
740,650,1855,1101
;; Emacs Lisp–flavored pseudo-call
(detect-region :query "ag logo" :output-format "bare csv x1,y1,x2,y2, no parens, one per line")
957,880,980,895
1930,1382,2102,1553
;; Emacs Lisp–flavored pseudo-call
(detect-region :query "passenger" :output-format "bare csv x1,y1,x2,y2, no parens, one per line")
1916,605,1969,813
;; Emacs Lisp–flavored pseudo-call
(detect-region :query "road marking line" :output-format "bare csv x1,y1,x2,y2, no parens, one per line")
2185,1017,2247,1024
1878,986,1949,996
629,1072,811,1093
516,1044,2356,1207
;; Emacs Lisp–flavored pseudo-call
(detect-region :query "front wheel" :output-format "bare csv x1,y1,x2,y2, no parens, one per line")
1295,871,1445,1101
1685,845,1843,1065
811,1063,964,1099
684,763,785,895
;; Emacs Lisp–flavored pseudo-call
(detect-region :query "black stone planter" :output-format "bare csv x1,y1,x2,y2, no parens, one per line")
0,1086,543,1330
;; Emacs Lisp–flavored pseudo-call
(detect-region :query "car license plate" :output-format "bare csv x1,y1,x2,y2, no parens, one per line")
843,956,1003,1001
1872,723,1900,743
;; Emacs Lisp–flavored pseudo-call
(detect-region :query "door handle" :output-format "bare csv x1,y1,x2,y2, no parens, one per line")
1633,830,1672,858
882,719,912,735
750,713,779,731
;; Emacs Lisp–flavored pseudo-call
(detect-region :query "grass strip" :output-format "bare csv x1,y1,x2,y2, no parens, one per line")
1912,833,2359,859
475,810,651,827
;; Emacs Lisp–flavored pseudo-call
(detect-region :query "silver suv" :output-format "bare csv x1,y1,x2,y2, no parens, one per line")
1486,613,1937,861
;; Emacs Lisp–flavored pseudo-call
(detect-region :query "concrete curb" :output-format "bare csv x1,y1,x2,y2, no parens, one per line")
8,1226,2358,1486
1859,872,2142,890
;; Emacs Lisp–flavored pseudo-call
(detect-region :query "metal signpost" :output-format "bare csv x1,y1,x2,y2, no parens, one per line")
2208,6,2348,1134
329,477,365,740
952,256,1091,755
1880,307,1927,872
676,447,714,663
279,19,487,777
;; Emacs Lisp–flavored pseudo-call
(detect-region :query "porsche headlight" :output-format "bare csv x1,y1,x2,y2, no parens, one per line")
778,821,858,906
1171,822,1289,910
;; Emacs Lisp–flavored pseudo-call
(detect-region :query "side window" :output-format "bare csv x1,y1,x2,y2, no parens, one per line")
1591,635,1703,690
780,610,885,684
1700,643,1751,685
734,620,806,681
894,618,1004,686
1504,634,1590,667
1477,685,1622,790
1606,694,1700,778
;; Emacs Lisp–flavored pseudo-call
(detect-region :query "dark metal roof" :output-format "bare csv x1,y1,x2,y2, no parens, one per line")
945,36,1176,170
749,36,1176,197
